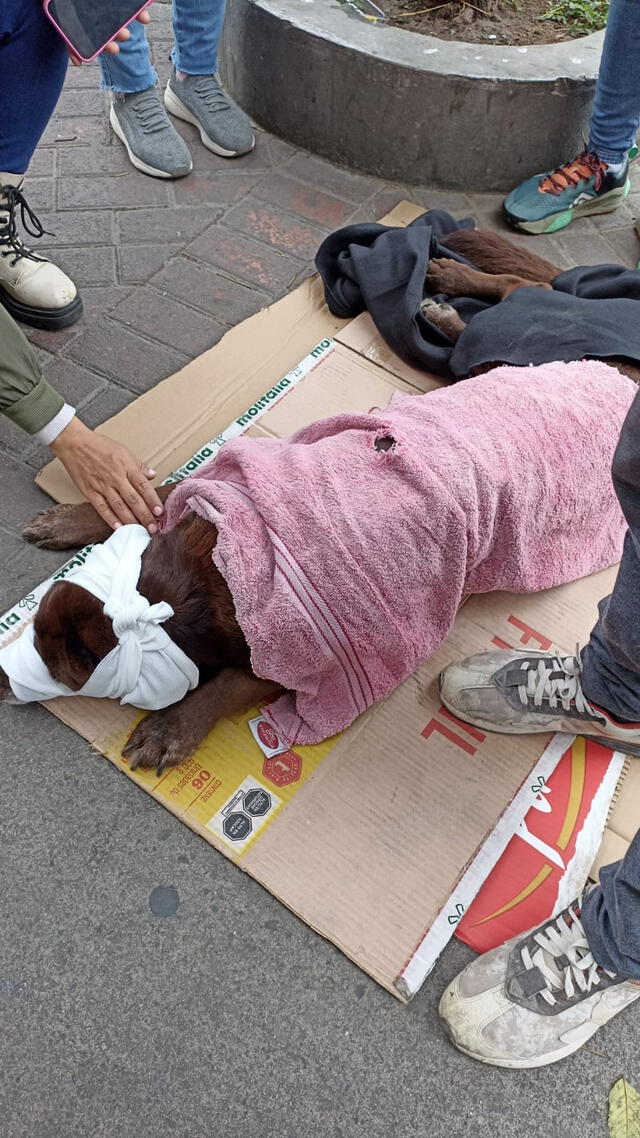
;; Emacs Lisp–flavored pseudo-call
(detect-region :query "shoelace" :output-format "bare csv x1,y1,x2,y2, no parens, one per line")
516,651,597,717
192,75,231,113
0,184,51,266
132,89,171,135
538,150,608,197
519,900,616,1006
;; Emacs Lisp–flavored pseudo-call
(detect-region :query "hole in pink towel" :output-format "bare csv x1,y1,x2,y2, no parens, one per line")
374,435,395,453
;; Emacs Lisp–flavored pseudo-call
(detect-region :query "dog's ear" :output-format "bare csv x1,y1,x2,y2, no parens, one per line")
33,581,117,691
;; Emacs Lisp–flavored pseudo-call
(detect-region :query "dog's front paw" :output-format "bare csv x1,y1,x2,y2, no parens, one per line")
122,710,197,776
23,503,84,550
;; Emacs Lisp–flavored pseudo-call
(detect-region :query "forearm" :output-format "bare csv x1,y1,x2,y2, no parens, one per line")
0,305,74,438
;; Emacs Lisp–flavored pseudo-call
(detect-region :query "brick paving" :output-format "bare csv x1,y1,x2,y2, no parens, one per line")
3,4,640,573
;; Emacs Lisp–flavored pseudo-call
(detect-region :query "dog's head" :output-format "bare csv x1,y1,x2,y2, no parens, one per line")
33,580,117,691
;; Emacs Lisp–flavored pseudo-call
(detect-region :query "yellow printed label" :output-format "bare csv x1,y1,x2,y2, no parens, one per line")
100,704,337,858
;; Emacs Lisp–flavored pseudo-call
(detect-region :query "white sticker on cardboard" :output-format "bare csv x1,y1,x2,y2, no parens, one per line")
206,776,282,851
248,715,288,758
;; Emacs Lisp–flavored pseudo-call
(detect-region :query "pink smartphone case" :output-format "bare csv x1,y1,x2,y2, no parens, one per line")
43,0,155,64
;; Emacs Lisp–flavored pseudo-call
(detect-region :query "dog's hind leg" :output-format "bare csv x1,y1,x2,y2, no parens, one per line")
427,258,552,302
421,298,467,342
440,228,561,283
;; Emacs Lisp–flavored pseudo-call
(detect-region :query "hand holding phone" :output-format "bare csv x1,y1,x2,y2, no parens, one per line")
43,0,154,65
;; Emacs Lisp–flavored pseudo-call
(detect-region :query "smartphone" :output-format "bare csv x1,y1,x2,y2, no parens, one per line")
43,0,154,64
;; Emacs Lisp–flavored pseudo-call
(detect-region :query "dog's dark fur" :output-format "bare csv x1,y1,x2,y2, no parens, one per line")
429,230,640,384
7,227,638,772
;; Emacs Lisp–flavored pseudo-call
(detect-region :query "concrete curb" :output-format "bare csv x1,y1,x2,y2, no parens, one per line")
220,0,604,191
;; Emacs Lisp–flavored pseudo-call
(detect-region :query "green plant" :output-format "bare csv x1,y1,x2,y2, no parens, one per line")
539,0,609,35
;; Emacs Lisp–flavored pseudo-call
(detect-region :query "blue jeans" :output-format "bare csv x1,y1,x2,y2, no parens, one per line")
99,0,226,93
588,0,640,164
0,0,68,174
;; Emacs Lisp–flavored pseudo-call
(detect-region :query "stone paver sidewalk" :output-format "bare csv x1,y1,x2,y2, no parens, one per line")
2,6,640,1136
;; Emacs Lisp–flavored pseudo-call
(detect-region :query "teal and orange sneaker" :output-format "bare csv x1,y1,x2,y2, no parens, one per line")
504,149,631,235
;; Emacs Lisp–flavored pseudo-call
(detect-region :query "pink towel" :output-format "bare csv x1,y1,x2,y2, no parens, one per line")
162,360,635,744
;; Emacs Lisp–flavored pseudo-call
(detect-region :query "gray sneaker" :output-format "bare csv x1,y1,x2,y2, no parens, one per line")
439,648,640,755
109,86,193,179
164,69,255,158
440,892,640,1068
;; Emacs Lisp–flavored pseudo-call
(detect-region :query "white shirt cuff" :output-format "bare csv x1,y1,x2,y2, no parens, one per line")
35,404,76,446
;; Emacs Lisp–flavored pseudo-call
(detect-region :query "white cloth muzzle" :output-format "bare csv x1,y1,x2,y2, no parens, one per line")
0,525,199,710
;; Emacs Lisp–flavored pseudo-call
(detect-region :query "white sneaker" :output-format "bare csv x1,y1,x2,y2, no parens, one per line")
439,894,640,1068
439,648,640,755
0,175,82,330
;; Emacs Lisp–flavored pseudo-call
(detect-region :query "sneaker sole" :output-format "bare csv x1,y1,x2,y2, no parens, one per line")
439,682,640,756
0,286,83,331
164,85,255,158
109,104,193,180
505,180,631,235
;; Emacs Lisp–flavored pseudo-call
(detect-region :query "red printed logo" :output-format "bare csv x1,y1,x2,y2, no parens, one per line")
257,720,281,752
263,751,302,788
457,737,620,954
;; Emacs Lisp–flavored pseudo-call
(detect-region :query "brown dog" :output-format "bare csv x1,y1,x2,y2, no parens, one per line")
7,227,637,773
424,229,640,383
13,494,279,774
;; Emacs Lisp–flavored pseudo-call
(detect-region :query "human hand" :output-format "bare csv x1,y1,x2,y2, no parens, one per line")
67,6,151,66
49,418,164,534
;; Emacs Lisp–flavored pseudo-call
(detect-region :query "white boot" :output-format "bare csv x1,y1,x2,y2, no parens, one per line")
0,174,82,330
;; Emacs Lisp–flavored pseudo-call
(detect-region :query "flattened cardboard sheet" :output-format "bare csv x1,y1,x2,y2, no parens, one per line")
24,201,627,998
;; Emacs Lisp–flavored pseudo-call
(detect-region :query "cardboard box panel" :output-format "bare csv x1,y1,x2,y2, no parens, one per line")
37,199,425,503
37,276,349,502
250,343,414,439
336,313,444,394
243,612,557,992
28,199,630,996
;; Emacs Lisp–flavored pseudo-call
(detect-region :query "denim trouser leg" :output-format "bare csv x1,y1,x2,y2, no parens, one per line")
0,0,69,174
582,831,640,978
172,0,226,75
588,0,640,164
99,18,157,93
99,0,226,91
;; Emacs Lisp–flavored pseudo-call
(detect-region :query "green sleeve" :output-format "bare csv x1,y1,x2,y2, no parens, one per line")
0,305,65,434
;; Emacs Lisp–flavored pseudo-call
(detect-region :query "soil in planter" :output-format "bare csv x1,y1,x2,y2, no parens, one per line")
383,0,605,45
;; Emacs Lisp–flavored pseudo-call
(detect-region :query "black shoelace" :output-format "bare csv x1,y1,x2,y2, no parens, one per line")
0,184,53,267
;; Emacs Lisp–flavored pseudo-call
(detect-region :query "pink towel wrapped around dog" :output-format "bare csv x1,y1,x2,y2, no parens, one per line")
161,360,635,744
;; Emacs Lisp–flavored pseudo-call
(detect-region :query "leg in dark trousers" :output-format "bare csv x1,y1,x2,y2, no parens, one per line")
578,388,640,974
581,388,640,721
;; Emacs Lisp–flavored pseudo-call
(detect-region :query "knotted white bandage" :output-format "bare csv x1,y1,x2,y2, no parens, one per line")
0,525,199,710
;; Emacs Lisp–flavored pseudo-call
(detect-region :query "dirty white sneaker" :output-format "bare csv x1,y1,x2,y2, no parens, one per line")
0,175,81,330
440,894,640,1068
439,648,640,755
